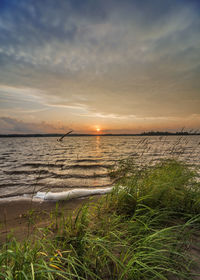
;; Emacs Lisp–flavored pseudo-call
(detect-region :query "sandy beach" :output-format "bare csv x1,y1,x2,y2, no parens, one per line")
0,196,100,243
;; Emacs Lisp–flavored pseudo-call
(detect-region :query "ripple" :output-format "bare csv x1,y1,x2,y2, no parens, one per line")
4,169,50,175
0,135,199,200
63,164,113,169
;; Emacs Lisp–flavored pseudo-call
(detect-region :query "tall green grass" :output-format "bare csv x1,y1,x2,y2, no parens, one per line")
0,159,200,279
109,159,200,215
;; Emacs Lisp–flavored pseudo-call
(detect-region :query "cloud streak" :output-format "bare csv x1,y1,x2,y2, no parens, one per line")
0,0,200,133
0,117,73,134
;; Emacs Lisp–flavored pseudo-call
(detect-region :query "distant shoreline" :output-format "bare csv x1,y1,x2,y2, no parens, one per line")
0,132,199,137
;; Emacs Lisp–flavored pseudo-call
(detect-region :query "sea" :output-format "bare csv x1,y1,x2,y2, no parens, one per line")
0,135,199,201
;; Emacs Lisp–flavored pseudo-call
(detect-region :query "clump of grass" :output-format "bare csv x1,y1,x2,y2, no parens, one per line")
109,159,200,215
0,159,200,279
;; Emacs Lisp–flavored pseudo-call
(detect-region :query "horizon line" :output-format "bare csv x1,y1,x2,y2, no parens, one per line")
0,131,200,137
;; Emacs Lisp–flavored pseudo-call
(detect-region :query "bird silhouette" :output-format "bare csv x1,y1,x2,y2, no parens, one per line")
57,130,73,142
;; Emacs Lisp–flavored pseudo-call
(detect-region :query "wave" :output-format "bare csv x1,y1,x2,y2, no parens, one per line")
0,187,114,203
21,163,113,170
35,187,113,201
49,172,108,179
0,157,8,160
64,164,113,169
75,159,101,163
4,170,50,175
3,170,109,180
0,184,22,190
36,182,113,189
22,163,64,168
0,181,114,198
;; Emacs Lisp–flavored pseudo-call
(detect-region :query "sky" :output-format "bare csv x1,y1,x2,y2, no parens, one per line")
0,0,200,134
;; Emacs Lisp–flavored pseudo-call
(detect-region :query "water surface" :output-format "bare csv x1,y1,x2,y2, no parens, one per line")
0,135,199,199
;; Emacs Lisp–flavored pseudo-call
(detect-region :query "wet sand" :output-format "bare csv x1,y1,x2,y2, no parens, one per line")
0,196,100,243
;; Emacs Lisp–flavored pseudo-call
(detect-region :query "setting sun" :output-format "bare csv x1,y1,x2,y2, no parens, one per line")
96,128,100,132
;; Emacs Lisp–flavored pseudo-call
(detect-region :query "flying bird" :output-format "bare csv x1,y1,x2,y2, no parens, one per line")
57,130,73,142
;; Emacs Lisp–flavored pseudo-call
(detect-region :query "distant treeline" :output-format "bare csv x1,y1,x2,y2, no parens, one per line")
0,131,199,137
140,131,200,136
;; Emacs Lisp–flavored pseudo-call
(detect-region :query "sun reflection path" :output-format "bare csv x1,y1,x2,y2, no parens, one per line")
95,136,102,158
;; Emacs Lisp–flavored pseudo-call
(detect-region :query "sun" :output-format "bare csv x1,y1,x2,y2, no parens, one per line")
96,128,100,132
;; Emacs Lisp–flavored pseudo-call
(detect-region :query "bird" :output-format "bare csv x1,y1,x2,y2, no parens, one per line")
57,130,73,142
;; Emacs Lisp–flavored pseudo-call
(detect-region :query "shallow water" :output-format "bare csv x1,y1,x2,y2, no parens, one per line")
0,135,199,199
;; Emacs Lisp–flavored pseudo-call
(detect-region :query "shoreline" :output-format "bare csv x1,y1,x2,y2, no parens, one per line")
0,159,199,278
0,195,101,243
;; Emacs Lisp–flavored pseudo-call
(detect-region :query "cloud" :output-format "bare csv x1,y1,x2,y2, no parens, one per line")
0,0,199,127
0,117,72,134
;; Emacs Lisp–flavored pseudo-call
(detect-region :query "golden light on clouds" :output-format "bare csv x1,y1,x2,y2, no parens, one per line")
0,0,199,134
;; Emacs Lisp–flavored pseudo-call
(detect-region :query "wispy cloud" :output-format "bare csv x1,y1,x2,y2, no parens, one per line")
0,0,199,133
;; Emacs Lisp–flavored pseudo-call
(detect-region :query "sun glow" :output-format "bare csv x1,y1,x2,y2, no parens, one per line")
96,128,100,132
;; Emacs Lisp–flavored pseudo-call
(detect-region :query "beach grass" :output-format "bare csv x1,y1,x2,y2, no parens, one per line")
0,159,200,279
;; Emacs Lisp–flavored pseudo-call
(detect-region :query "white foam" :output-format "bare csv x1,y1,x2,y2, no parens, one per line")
34,187,113,201
0,195,44,203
